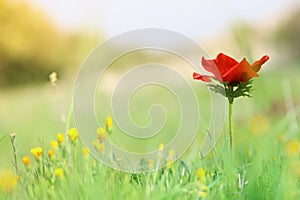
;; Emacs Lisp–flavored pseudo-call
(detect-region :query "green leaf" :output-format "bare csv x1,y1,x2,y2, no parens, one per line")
207,79,254,102
0,136,6,143
207,80,226,97
225,80,254,101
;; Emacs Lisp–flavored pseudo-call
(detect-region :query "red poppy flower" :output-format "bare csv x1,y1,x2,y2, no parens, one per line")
193,53,269,84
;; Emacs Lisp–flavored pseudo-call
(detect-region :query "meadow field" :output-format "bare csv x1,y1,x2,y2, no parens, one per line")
1,0,300,199
0,65,300,199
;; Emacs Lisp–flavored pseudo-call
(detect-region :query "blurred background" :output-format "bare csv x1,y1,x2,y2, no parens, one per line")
1,0,300,167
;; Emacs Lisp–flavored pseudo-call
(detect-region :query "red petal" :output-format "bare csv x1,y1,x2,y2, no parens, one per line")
223,58,258,83
214,53,239,75
201,53,239,82
252,55,269,72
201,57,223,82
193,72,212,82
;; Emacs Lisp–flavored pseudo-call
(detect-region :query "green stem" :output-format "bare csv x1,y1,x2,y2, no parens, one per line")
229,99,234,166
10,133,19,176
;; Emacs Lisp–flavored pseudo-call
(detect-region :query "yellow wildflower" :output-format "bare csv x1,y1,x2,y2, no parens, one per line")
50,140,58,149
57,133,64,144
158,143,164,152
69,128,79,142
198,183,209,198
82,147,90,157
157,143,164,159
286,139,300,156
168,149,174,157
0,170,18,193
197,168,206,182
198,191,207,198
92,160,97,167
54,168,64,178
250,114,270,136
48,149,55,159
200,184,209,191
22,156,30,166
148,159,154,169
96,127,106,142
166,150,175,168
30,147,43,158
93,140,105,153
106,116,113,133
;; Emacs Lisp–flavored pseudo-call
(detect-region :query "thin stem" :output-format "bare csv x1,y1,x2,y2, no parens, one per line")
65,99,73,133
229,100,234,166
10,133,19,176
49,72,66,129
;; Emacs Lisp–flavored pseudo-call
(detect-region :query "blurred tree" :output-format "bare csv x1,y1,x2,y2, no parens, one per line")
0,0,99,86
232,21,255,62
274,7,300,64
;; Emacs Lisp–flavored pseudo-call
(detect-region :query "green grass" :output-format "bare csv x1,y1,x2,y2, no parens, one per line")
0,67,300,199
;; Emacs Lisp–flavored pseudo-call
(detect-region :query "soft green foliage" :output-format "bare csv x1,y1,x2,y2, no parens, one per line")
0,136,5,143
1,117,300,200
0,68,300,199
274,7,300,62
0,0,100,86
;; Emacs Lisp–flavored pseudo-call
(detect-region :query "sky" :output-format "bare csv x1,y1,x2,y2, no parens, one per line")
30,0,298,40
